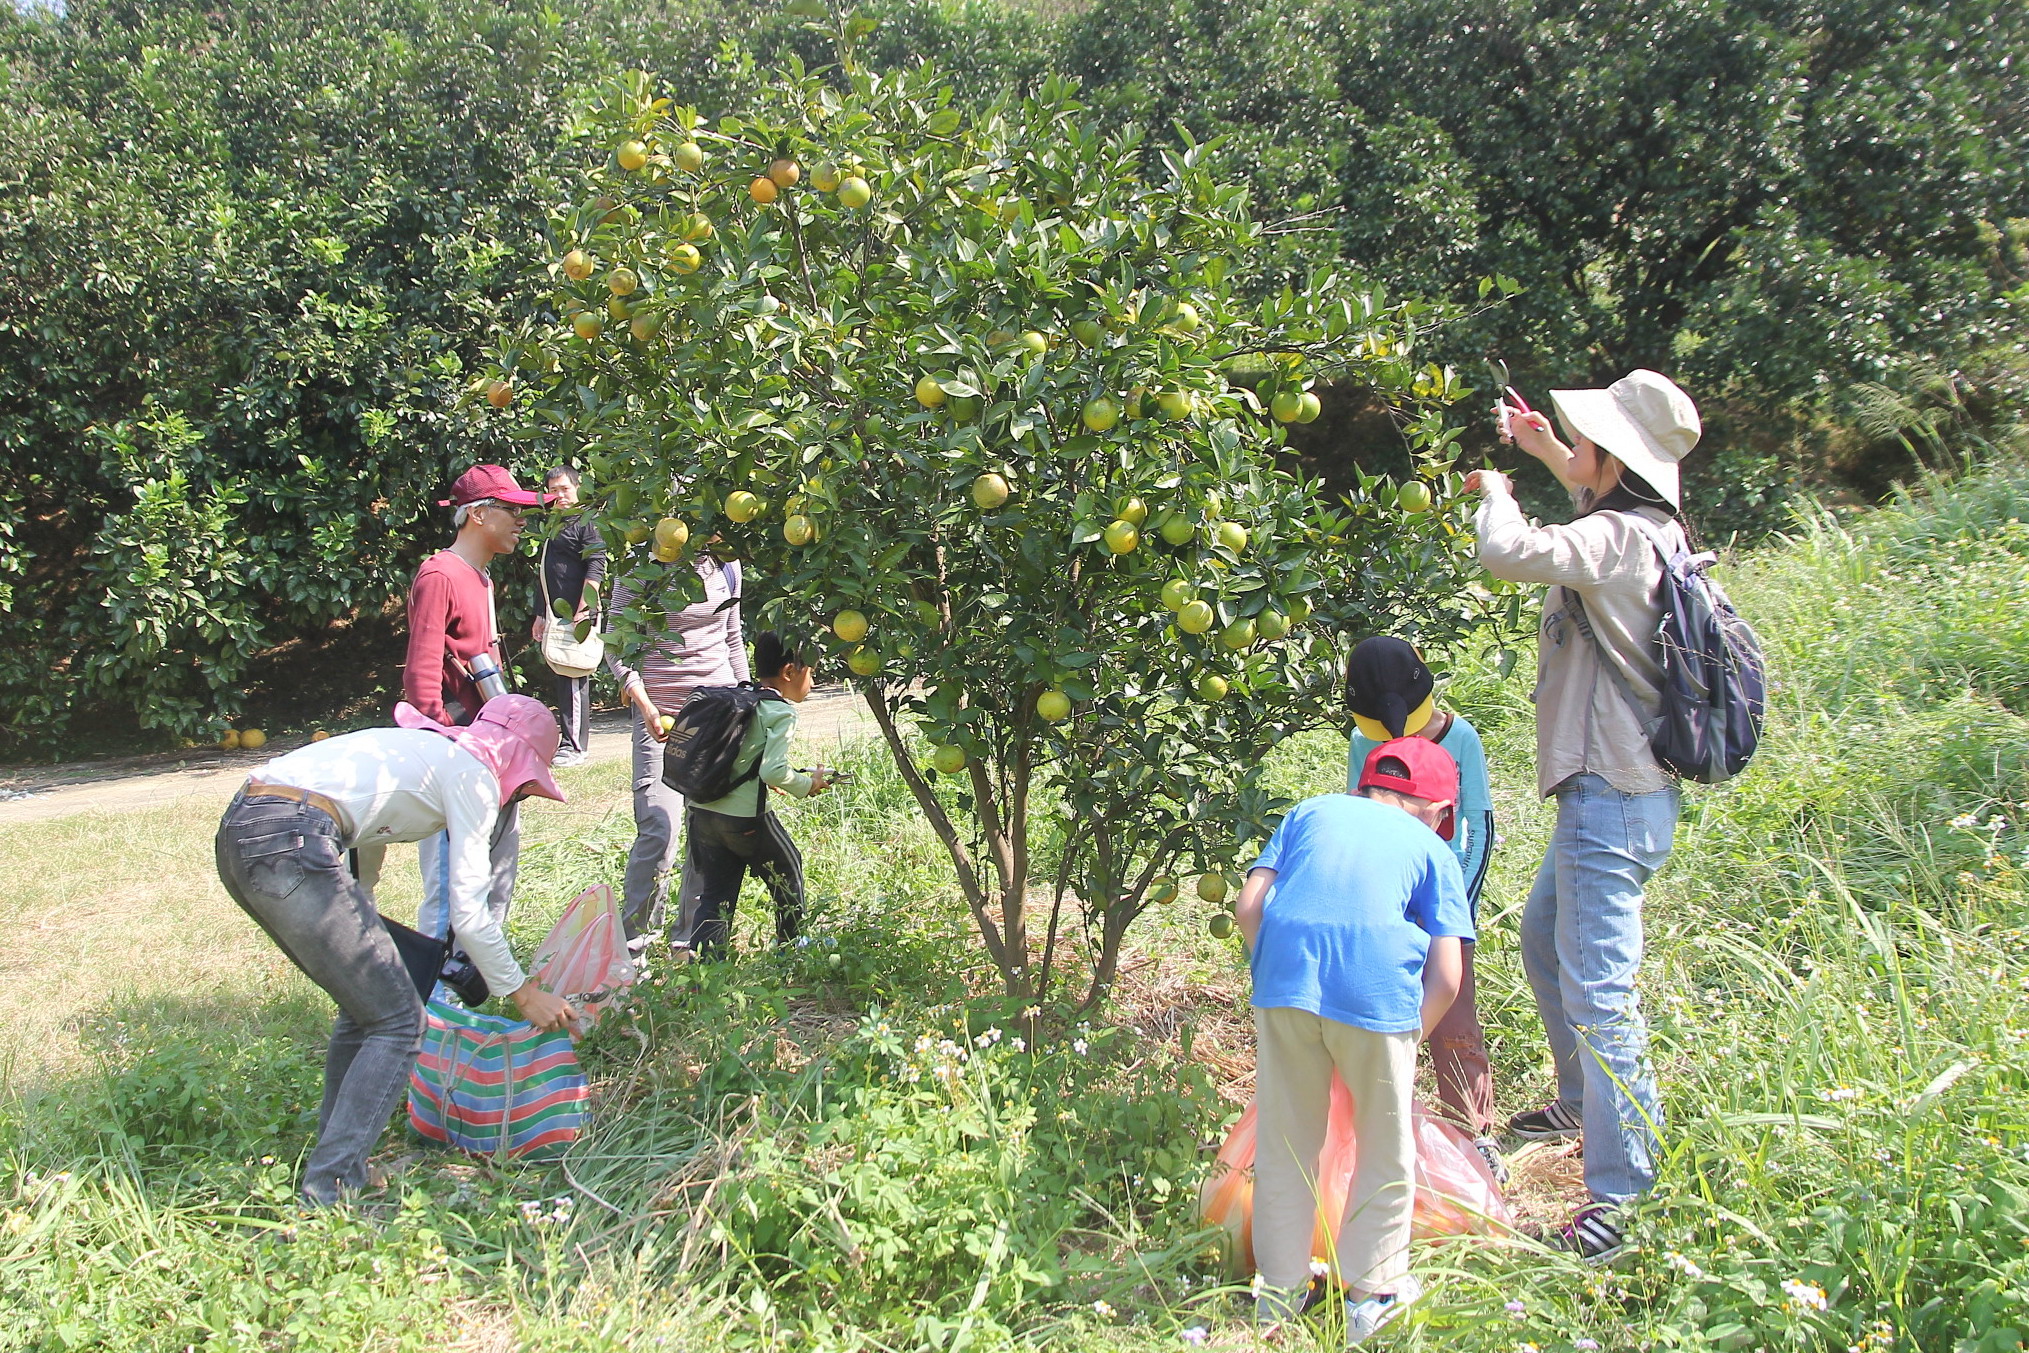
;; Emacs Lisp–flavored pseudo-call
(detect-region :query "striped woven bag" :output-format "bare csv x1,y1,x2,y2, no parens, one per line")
407,999,588,1159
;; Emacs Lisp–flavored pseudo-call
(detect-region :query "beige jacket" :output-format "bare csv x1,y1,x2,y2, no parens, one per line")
1476,487,1684,798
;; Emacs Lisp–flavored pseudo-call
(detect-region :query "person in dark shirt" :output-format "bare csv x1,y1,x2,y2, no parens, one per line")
535,465,606,767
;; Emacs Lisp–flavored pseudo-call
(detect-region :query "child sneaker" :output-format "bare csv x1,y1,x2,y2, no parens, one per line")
1345,1274,1423,1345
1506,1101,1582,1139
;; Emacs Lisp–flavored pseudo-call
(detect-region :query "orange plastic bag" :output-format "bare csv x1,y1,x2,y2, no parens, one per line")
527,884,636,1034
1197,1072,1512,1275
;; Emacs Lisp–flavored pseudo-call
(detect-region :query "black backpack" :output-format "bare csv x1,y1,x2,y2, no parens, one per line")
1583,514,1768,784
659,683,785,806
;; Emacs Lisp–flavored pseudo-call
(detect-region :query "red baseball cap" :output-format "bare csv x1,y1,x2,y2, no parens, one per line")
1357,736,1459,840
437,464,551,508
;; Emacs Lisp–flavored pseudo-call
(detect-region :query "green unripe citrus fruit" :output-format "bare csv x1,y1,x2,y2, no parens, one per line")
1082,397,1120,433
1102,520,1140,555
1208,914,1235,940
607,266,639,297
931,744,967,775
1197,872,1230,903
1036,689,1072,722
1177,600,1215,634
1196,673,1229,701
1296,391,1322,423
1219,618,1256,650
1216,521,1249,554
1159,514,1196,546
671,142,704,174
1399,480,1433,514
1160,578,1195,612
1255,609,1290,641
836,176,872,209
1270,390,1303,422
847,646,882,677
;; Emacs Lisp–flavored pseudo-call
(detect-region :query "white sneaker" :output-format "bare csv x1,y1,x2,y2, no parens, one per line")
1473,1134,1512,1187
1345,1274,1423,1345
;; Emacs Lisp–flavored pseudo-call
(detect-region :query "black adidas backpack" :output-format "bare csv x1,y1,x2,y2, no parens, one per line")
659,683,785,806
1589,515,1768,784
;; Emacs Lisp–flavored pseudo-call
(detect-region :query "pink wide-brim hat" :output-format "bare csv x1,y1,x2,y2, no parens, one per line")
395,695,565,806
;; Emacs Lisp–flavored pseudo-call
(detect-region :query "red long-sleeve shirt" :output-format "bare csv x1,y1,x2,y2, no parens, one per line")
402,550,499,725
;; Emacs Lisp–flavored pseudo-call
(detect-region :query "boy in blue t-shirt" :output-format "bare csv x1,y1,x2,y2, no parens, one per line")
1238,737,1474,1342
1344,636,1502,1174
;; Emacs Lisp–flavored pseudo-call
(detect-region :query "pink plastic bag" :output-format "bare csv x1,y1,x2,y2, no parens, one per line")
1198,1071,1512,1275
527,884,636,1033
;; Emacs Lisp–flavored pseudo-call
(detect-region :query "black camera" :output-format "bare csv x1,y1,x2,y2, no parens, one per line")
439,950,491,1008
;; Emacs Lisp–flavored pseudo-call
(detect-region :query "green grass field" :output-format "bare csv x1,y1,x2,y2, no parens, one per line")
6,464,2029,1351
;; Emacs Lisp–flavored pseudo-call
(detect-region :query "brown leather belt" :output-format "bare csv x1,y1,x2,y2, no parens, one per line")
242,780,344,823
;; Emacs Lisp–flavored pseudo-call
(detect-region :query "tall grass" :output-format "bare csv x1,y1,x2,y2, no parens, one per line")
6,464,2029,1350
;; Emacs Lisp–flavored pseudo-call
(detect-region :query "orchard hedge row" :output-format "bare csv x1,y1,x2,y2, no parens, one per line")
1,0,2023,751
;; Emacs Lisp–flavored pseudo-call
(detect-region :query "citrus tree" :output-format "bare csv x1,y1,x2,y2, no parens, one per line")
496,38,1493,1006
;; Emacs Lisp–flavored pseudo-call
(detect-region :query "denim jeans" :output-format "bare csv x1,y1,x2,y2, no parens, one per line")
1520,772,1678,1206
215,793,423,1206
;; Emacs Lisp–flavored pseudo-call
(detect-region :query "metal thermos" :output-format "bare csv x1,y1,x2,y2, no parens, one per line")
471,652,508,702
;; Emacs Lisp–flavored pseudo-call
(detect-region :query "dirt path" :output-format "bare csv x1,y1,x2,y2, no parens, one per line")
0,686,878,825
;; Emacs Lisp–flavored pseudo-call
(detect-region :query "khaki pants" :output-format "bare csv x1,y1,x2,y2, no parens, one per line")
1253,1006,1418,1297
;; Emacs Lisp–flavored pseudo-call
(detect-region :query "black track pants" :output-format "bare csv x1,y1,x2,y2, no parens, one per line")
682,807,805,957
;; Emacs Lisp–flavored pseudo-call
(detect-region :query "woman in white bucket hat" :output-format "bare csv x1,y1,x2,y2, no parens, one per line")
1462,368,1700,1260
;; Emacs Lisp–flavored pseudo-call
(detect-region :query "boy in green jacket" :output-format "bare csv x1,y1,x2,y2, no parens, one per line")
683,630,837,957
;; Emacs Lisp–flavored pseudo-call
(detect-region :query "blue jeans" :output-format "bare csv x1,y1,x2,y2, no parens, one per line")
1520,772,1678,1207
215,793,423,1205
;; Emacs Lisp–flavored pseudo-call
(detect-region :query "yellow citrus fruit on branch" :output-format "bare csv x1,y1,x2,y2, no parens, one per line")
931,744,967,775
561,249,594,280
914,375,947,407
832,609,869,643
749,176,779,205
607,267,638,296
485,380,514,408
1081,396,1120,433
616,140,648,172
653,516,690,556
768,158,801,188
836,176,872,209
1216,521,1249,553
1255,609,1291,641
724,490,763,522
810,161,843,193
847,646,882,677
680,211,714,241
1398,481,1433,514
783,514,816,546
1197,872,1230,903
1208,913,1235,939
1177,600,1215,634
571,311,603,341
1102,520,1140,555
1159,579,1194,612
1219,618,1256,650
1296,391,1322,423
666,242,702,275
1270,390,1303,423
972,473,1010,509
671,142,704,174
1196,673,1228,702
1036,690,1072,722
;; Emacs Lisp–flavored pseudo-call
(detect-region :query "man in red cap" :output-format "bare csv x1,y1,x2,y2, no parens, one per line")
1234,737,1474,1342
402,464,549,947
